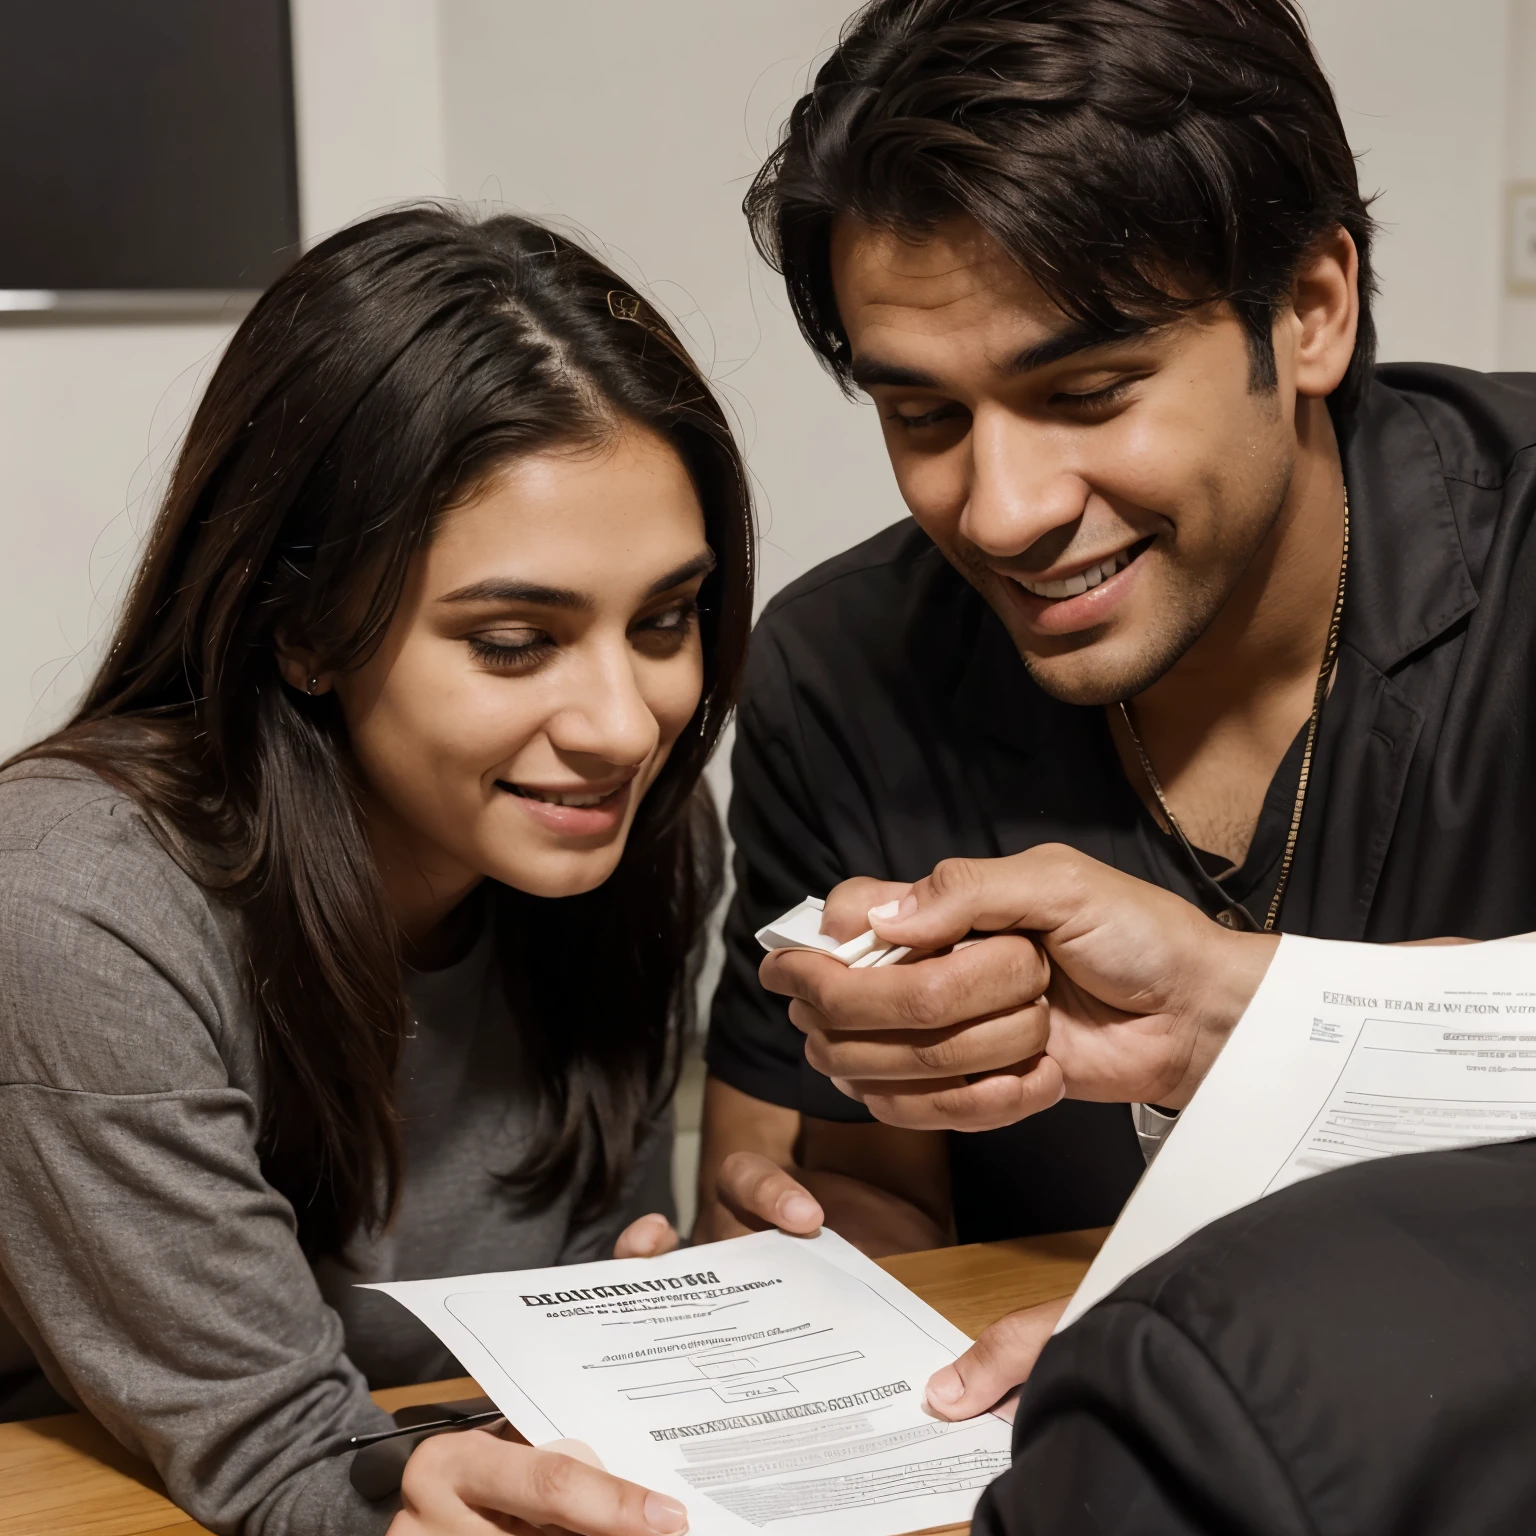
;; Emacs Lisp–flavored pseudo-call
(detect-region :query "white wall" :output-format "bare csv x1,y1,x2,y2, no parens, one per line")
289,0,448,240
436,0,902,605
0,322,231,743
1304,0,1511,372
1504,0,1536,365
0,0,1531,757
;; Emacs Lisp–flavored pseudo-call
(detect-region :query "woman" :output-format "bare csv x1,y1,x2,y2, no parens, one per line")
0,206,751,1535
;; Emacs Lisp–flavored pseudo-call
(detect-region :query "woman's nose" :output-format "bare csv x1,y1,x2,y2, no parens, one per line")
547,643,660,768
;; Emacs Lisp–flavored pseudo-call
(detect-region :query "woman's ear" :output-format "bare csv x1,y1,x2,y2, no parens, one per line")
274,640,333,697
1284,225,1360,401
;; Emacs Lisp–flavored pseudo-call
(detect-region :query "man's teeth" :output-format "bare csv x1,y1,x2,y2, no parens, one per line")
1018,548,1135,600
512,787,611,807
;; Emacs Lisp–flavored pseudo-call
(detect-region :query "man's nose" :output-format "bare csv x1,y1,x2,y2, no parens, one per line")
959,405,1090,559
548,642,661,768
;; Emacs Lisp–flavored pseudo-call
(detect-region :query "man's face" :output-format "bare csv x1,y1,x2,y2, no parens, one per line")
829,216,1300,704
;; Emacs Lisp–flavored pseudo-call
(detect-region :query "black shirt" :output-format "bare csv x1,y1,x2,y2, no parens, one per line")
706,363,1536,1241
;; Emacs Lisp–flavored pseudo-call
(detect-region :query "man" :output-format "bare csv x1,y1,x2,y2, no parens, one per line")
697,0,1536,1258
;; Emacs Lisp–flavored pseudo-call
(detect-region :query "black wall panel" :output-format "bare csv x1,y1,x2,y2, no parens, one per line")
0,1,299,292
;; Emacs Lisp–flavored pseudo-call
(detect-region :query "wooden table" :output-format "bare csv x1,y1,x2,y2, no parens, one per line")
0,1230,1106,1536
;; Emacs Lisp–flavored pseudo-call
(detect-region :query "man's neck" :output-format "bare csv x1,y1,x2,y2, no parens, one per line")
1109,398,1346,867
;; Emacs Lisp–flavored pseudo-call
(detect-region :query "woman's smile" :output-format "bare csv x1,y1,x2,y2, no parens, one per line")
498,774,635,837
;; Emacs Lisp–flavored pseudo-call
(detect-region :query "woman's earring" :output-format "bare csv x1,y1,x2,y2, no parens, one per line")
306,676,319,696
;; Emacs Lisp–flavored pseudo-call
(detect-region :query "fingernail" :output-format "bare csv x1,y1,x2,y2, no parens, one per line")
926,1366,963,1405
645,1493,688,1533
869,900,901,921
781,1193,820,1227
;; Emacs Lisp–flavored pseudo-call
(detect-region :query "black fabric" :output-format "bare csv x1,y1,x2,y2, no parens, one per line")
707,364,1536,1239
975,1139,1536,1535
0,1367,70,1423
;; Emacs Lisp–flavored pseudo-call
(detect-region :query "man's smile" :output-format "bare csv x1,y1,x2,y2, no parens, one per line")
983,537,1156,638
1008,537,1155,600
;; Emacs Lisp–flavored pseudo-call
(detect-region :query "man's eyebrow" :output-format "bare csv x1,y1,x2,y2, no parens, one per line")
437,550,715,610
849,357,941,389
1004,321,1149,376
849,322,1154,391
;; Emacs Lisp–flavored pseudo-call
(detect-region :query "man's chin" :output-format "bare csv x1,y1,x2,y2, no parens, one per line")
1021,652,1148,707
1016,628,1199,707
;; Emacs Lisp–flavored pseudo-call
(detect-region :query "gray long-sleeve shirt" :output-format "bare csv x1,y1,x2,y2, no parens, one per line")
0,762,673,1534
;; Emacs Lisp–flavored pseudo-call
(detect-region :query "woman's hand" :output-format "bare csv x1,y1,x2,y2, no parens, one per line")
612,1211,681,1259
388,1428,688,1536
923,1297,1070,1423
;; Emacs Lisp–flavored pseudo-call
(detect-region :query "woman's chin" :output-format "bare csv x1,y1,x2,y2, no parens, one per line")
490,846,628,900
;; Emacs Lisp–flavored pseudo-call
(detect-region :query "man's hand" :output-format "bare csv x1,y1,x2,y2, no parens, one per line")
615,1078,951,1259
759,846,1278,1131
924,1297,1069,1422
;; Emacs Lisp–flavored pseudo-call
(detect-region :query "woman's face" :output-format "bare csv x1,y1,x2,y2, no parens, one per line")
331,422,712,915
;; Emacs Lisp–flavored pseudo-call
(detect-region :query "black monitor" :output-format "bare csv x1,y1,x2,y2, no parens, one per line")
0,0,299,317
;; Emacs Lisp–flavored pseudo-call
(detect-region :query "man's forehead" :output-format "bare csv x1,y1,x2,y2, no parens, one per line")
829,213,1077,369
831,215,1054,320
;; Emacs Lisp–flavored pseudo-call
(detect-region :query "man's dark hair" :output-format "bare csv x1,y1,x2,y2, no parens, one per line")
746,0,1378,414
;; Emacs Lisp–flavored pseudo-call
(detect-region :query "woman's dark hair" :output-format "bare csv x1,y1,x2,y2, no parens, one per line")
746,0,1378,414
10,206,753,1256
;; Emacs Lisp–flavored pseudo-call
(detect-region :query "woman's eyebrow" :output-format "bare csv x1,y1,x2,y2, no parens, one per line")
438,578,594,610
436,551,714,610
645,549,716,598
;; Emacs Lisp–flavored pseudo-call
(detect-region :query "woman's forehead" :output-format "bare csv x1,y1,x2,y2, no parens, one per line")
424,428,708,605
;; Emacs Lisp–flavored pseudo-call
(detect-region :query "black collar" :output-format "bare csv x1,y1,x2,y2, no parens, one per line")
1335,378,1477,675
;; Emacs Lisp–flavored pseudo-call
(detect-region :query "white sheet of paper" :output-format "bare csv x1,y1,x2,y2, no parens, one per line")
755,897,911,969
1060,933,1536,1330
366,1228,1011,1536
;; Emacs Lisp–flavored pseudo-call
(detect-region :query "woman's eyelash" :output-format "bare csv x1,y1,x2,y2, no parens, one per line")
466,601,699,668
639,599,699,633
468,633,552,667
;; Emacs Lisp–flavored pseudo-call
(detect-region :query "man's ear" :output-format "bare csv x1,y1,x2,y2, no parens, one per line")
274,638,332,697
1284,225,1360,401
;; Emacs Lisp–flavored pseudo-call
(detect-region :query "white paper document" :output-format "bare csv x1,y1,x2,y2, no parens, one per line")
1061,934,1536,1329
368,1229,1011,1536
755,896,911,969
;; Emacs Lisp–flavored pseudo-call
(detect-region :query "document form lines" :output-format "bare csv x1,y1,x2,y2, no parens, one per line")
620,1350,866,1404
704,1447,1012,1527
603,1301,751,1326
692,1328,832,1362
679,1422,951,1489
675,1411,887,1465
586,1325,822,1369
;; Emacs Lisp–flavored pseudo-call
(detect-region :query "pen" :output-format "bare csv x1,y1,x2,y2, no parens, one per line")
347,1408,504,1449
347,1396,507,1500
